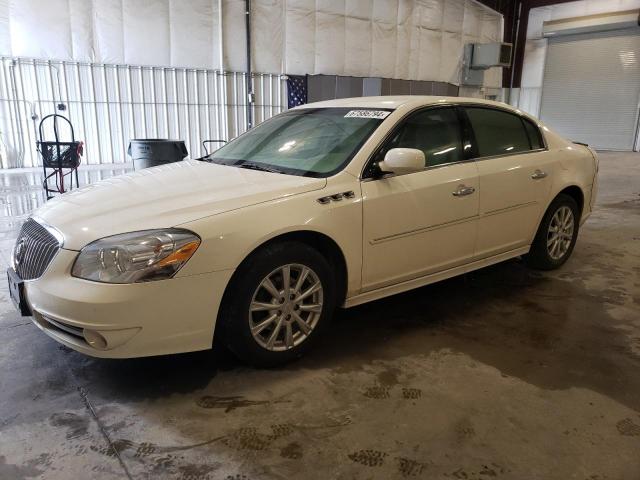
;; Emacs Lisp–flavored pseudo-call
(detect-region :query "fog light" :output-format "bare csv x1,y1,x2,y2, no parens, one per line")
83,329,108,350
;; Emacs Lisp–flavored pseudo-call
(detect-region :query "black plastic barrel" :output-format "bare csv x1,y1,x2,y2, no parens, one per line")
128,139,188,170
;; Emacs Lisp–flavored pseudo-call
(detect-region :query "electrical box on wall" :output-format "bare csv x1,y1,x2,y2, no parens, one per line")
471,42,512,69
462,44,484,86
461,42,512,86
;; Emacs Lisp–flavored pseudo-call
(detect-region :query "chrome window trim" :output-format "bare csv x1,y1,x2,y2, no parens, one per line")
359,101,549,181
471,147,548,162
422,158,476,171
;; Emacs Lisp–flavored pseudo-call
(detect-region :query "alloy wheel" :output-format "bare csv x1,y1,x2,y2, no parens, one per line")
248,263,323,352
547,205,574,260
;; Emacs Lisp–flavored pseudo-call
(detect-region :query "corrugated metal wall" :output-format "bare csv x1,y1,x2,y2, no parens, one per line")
540,29,640,151
0,57,287,168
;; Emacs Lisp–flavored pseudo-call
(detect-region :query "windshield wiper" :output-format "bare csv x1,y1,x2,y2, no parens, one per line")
236,162,285,174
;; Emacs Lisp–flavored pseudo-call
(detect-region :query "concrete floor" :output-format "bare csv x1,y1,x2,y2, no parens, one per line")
0,153,639,480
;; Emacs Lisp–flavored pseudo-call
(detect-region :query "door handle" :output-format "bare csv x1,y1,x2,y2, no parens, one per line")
452,185,476,197
531,169,548,180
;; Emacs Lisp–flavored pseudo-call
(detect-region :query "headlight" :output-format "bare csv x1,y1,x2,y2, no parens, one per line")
72,229,200,283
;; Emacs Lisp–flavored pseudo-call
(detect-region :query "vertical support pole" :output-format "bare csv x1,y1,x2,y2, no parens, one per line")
90,64,103,164
194,70,202,155
127,66,137,141
260,74,265,124
277,74,282,114
14,62,30,165
139,67,148,138
204,69,211,153
114,65,127,163
217,0,228,141
150,67,159,138
1,60,19,167
241,72,247,133
47,60,59,107
232,72,238,137
61,61,71,115
32,60,43,121
101,64,114,163
183,69,191,153
75,63,89,163
269,74,274,118
162,68,169,138
245,0,253,130
213,71,222,140
8,62,24,166
173,69,180,139
508,2,522,105
26,61,39,166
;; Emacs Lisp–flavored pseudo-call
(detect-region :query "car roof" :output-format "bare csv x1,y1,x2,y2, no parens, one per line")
294,95,521,113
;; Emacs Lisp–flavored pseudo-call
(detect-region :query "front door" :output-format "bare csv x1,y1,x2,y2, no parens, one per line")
361,106,479,292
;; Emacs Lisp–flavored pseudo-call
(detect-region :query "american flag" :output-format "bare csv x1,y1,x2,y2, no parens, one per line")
287,75,307,108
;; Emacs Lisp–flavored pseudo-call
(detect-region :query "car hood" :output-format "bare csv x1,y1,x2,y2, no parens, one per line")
35,159,327,250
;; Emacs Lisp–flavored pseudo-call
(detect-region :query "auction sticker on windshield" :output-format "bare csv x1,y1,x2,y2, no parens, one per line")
344,110,391,119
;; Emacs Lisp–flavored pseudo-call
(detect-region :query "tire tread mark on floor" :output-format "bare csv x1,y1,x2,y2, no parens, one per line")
77,386,133,480
0,321,31,330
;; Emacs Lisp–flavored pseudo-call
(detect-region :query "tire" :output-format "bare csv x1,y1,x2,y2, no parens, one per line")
525,193,580,270
217,241,336,367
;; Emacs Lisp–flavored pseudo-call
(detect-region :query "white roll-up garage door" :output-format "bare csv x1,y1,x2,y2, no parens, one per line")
540,29,640,151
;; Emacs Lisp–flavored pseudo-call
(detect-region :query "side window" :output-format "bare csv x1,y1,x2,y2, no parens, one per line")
375,107,464,169
523,119,544,150
465,107,531,157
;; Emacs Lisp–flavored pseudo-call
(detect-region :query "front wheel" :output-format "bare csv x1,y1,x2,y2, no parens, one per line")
525,194,580,270
218,241,335,367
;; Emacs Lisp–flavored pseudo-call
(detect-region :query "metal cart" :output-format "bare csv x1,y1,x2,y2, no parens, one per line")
37,114,83,199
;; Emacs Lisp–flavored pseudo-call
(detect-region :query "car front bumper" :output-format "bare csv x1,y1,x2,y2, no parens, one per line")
23,249,234,358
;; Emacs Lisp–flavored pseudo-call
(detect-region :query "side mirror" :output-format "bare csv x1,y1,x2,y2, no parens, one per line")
378,148,425,176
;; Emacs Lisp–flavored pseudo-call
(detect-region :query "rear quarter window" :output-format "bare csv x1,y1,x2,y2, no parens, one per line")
523,119,544,150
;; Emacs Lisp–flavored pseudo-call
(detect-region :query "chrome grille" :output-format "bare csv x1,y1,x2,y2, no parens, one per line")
13,218,62,280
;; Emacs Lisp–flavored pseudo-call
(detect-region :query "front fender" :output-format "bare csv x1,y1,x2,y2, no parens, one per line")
175,173,363,296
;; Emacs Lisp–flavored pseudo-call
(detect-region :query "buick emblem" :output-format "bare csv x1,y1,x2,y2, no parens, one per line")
14,238,26,267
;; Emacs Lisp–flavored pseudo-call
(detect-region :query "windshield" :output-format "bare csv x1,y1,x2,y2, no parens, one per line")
205,107,390,177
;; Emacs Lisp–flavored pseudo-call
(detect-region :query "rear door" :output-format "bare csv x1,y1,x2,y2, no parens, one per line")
463,106,554,259
360,106,479,291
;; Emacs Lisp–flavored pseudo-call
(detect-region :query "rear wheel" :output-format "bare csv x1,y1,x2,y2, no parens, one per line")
526,194,580,270
218,241,335,367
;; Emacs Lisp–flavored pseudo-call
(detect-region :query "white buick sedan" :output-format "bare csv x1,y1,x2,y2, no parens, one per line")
8,96,598,366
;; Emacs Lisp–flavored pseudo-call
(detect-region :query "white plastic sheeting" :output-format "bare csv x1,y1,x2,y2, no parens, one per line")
0,0,502,86
280,0,503,85
1,0,223,68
